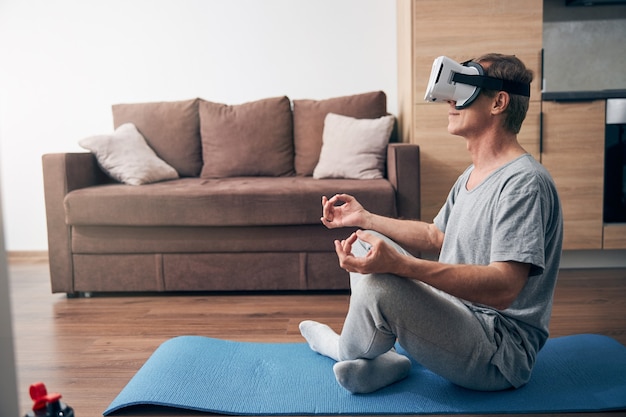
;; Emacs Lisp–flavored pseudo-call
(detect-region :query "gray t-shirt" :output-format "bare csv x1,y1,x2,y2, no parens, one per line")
434,154,563,387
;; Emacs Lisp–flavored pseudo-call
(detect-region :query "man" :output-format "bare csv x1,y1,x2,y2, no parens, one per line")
299,53,563,394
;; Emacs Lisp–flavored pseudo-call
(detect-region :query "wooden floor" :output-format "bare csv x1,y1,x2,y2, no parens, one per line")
8,259,626,417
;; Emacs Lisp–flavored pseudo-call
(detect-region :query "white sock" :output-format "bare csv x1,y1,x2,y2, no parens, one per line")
299,320,340,361
333,350,411,394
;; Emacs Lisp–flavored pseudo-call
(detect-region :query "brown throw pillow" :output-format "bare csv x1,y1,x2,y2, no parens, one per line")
292,91,388,176
112,98,201,177
199,96,294,178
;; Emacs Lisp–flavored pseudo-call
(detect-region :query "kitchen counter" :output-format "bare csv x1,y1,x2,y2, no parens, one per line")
542,89,626,101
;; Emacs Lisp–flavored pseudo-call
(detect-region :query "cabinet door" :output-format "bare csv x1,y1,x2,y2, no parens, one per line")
604,224,626,249
541,100,605,250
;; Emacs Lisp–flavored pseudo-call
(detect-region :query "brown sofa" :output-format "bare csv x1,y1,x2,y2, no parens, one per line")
42,91,420,296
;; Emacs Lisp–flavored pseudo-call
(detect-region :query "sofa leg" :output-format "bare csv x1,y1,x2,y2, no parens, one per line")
66,292,93,299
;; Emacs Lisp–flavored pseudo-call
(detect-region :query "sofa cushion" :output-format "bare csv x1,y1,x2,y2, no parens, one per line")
199,96,294,178
64,177,396,227
112,98,201,177
78,123,179,185
314,113,395,180
293,91,388,176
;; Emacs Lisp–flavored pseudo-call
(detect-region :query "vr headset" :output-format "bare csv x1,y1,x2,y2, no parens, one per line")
424,56,530,110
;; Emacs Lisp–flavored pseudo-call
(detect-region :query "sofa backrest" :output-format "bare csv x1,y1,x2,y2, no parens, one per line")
111,91,390,179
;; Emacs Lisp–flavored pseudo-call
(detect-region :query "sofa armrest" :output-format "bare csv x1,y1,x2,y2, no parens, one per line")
386,143,420,220
42,153,110,293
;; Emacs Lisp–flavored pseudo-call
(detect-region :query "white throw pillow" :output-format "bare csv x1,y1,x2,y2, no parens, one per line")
313,113,395,180
79,123,179,185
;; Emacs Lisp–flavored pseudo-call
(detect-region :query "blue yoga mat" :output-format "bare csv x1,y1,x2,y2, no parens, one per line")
104,334,626,415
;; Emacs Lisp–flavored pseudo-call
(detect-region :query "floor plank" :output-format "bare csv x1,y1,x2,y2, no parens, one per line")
8,259,626,417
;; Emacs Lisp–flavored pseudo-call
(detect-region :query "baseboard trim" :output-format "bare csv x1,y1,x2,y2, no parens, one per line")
7,251,49,263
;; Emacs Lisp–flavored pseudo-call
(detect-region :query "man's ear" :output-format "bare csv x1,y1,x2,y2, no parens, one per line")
491,91,510,115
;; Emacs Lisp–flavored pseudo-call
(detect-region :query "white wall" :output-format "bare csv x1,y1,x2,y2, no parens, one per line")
0,0,398,251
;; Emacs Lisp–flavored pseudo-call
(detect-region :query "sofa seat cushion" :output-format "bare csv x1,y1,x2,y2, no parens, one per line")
64,177,397,227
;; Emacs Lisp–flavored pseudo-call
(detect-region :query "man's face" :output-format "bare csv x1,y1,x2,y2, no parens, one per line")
446,92,494,139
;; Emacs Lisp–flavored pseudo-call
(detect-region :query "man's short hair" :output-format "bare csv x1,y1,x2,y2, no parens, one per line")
475,53,533,134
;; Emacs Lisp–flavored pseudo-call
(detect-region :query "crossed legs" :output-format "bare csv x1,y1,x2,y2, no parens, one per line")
300,232,511,394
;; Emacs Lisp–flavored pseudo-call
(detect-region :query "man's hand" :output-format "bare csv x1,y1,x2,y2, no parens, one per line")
321,194,369,229
334,230,402,275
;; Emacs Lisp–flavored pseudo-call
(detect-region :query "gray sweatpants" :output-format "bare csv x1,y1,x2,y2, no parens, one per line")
338,231,513,391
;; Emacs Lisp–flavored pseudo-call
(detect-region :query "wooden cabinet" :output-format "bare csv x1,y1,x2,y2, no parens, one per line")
604,224,626,249
541,100,605,249
542,100,626,250
397,0,543,222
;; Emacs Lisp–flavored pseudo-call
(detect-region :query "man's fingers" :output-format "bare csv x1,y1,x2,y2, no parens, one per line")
328,193,353,205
